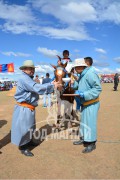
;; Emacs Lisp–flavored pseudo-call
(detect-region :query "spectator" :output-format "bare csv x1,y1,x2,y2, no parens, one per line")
11,60,55,157
84,57,93,67
10,82,13,89
40,75,44,84
84,57,95,72
113,73,119,91
73,59,102,153
34,75,40,83
42,73,52,107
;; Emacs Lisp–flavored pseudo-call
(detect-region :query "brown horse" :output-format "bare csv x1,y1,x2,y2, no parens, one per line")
51,64,75,128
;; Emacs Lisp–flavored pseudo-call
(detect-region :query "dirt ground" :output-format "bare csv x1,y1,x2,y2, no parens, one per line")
0,83,120,179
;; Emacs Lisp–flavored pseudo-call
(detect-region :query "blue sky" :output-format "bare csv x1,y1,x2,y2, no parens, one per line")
0,0,120,80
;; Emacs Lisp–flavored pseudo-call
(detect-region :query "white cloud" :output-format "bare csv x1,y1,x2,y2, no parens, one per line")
114,57,120,63
93,67,102,73
99,55,108,60
95,48,107,54
37,47,60,58
99,2,120,24
92,67,115,74
35,64,53,73
16,52,32,57
93,60,109,67
116,68,120,73
41,26,93,41
1,51,32,57
74,49,80,53
0,0,120,41
0,1,35,23
39,1,97,25
2,22,39,35
101,68,114,74
30,0,120,25
62,2,97,24
1,22,92,41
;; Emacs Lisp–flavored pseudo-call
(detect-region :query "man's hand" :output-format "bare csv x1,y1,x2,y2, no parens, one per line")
51,81,62,89
70,79,75,84
75,90,84,98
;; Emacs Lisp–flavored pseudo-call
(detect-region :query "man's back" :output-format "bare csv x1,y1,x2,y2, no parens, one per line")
42,77,51,84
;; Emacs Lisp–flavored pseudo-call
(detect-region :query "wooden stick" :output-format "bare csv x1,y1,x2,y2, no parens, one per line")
62,94,79,96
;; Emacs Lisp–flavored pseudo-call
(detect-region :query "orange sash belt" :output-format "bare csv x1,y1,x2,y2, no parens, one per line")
83,97,99,106
17,102,35,111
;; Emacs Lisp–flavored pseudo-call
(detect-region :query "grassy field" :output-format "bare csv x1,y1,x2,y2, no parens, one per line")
0,83,120,179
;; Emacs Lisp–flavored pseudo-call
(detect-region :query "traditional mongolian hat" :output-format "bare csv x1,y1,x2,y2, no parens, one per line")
73,58,88,68
19,60,35,70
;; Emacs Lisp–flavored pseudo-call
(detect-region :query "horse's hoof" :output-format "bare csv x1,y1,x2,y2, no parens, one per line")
57,120,61,124
52,124,56,127
55,128,61,132
65,114,70,119
57,115,63,119
68,122,72,128
54,124,61,131
52,126,61,133
68,130,73,135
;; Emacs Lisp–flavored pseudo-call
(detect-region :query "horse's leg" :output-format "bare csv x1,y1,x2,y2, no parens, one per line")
58,100,69,129
56,90,62,118
58,100,65,128
67,102,73,129
61,101,73,129
53,90,62,129
71,104,74,120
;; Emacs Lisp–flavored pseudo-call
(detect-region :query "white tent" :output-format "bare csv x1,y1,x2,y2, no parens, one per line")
0,79,4,82
0,79,13,82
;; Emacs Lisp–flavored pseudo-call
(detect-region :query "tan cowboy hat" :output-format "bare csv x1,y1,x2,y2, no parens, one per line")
19,60,35,70
73,58,88,68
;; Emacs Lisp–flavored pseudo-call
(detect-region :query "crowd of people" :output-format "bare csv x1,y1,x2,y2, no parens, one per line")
0,81,16,91
10,50,119,157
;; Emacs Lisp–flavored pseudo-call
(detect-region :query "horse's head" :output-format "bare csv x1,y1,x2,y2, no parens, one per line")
54,66,67,91
51,63,67,83
51,64,75,103
55,68,66,83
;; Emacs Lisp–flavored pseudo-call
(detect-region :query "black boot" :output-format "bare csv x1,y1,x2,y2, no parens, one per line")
82,143,96,153
73,137,84,145
19,145,34,157
21,149,34,156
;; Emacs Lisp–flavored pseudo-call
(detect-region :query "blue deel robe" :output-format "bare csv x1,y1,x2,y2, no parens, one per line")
73,67,102,142
11,72,54,146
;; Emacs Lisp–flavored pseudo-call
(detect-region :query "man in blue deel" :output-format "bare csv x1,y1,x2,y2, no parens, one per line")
11,60,55,157
72,58,102,153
